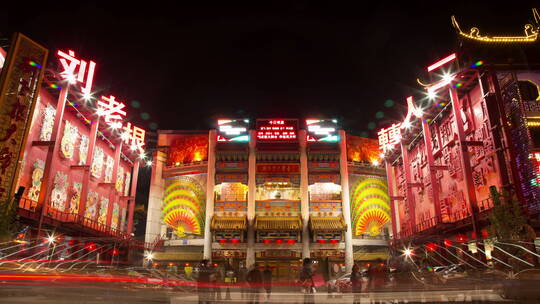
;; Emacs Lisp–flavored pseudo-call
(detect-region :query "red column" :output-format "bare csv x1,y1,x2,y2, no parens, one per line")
37,84,70,237
400,140,416,235
384,161,398,238
449,87,479,236
78,117,100,220
126,160,140,235
106,141,123,230
421,120,442,224
487,71,524,202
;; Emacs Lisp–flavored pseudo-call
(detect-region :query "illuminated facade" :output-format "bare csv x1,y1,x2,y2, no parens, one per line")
0,35,148,258
380,10,540,253
145,119,391,279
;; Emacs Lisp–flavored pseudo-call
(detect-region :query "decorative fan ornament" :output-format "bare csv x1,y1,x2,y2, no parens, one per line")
350,178,391,236
162,177,205,236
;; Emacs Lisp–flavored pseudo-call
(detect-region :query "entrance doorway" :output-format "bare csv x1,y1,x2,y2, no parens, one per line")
256,259,301,282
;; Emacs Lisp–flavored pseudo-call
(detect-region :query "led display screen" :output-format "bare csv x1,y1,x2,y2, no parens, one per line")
217,119,249,142
306,119,339,142
256,119,298,142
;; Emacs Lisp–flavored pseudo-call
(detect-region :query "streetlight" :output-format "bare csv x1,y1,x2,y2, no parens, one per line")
403,248,414,257
46,235,56,244
45,234,57,267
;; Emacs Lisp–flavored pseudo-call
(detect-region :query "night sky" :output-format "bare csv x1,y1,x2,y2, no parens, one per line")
2,3,537,138
1,2,537,236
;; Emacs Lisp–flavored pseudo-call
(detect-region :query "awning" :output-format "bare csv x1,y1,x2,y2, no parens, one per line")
211,216,247,231
255,216,302,231
153,252,203,261
309,216,347,231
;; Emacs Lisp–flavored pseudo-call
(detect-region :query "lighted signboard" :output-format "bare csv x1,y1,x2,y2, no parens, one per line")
306,119,339,142
256,119,298,142
217,119,249,142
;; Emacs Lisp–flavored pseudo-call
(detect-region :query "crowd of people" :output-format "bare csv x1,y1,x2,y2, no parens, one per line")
196,259,274,304
196,258,383,304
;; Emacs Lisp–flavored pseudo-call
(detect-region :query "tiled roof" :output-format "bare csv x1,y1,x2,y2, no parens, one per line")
309,216,347,231
255,216,302,231
211,216,247,231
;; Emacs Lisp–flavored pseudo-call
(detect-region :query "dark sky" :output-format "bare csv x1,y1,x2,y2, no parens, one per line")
2,2,538,139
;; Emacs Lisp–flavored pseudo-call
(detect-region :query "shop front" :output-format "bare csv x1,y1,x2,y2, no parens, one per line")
211,215,247,272
255,249,302,282
254,215,302,281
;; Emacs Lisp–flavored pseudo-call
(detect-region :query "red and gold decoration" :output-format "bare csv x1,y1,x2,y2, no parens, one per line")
69,182,82,214
60,120,78,159
27,160,44,201
167,135,208,166
347,135,380,163
50,171,68,211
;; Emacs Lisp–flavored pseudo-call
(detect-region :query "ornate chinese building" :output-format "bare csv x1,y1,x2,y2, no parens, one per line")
379,10,540,256
0,34,150,260
145,119,391,279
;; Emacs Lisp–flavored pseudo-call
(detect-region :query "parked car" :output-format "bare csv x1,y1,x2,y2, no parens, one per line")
441,264,467,279
327,270,369,293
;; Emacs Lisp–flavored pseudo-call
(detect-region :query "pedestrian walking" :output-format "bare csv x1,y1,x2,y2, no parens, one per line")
246,263,263,304
350,264,362,304
213,264,222,301
298,258,315,304
262,265,272,300
197,259,212,304
238,263,248,299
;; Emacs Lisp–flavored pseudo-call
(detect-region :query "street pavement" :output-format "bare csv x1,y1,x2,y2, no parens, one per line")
0,283,513,304
171,290,509,303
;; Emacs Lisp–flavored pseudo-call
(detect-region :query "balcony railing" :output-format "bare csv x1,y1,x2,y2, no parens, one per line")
18,197,130,239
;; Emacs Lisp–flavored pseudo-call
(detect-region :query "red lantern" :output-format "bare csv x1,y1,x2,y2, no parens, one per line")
85,242,96,250
286,239,296,244
481,229,489,239
219,239,227,244
111,249,119,256
330,239,339,244
231,239,240,244
456,234,467,243
317,239,327,244
425,243,437,251
263,239,272,244
444,239,452,248
276,239,283,244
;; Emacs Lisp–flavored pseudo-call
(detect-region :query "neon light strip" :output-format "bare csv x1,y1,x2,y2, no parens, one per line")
427,53,456,72
426,75,455,93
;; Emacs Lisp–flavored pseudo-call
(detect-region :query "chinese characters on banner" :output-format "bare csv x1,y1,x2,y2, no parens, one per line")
402,96,423,129
378,123,402,153
0,33,48,201
97,95,126,128
57,50,95,96
96,95,146,153
122,122,145,153
377,96,423,153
